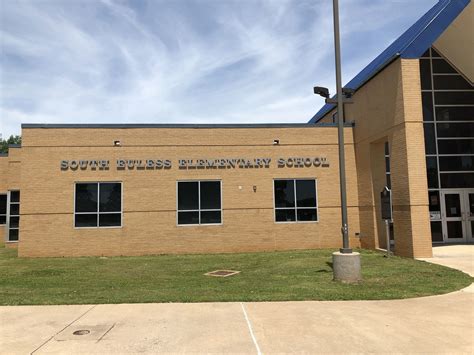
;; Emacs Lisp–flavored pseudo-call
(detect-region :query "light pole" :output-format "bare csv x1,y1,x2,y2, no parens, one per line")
332,0,350,254
314,0,361,282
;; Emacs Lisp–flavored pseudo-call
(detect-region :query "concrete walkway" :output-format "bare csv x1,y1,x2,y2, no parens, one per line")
1,246,473,354
418,244,474,276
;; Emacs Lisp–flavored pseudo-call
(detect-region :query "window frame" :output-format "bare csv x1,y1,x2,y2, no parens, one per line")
176,180,223,226
6,190,20,242
73,181,123,229
273,178,319,224
0,193,6,225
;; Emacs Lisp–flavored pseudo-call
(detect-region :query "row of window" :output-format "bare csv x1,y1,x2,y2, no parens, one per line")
420,48,474,191
74,179,319,228
0,191,20,242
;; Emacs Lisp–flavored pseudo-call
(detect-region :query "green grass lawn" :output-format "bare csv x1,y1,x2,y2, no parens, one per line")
0,246,471,305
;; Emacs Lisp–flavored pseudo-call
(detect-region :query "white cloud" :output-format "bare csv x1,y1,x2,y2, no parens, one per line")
0,0,437,137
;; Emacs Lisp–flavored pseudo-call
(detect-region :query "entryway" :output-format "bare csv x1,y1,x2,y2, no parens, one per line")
440,190,474,243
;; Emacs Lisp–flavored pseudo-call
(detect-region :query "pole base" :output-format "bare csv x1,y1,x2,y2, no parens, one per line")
332,252,362,283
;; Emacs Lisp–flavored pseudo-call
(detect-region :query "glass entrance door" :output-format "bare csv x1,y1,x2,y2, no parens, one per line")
466,192,474,242
442,192,465,242
441,190,474,243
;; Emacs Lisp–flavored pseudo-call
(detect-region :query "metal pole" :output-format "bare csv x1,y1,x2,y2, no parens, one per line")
385,219,391,257
332,0,351,253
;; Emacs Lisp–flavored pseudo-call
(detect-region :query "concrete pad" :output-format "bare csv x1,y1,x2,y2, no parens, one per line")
245,289,474,354
418,245,474,276
0,305,93,354
35,303,256,354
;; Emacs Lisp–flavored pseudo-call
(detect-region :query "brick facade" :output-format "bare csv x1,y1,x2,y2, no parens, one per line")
3,126,363,257
1,59,434,258
319,58,432,258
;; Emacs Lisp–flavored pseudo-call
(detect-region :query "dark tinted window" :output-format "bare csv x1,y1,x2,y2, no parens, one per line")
274,180,295,208
431,221,443,242
439,156,474,171
297,209,317,222
436,106,474,121
178,182,199,210
437,122,474,138
10,204,19,216
275,209,296,222
10,191,20,203
296,180,316,207
0,216,5,224
177,181,221,225
433,75,473,90
422,92,434,121
432,59,457,73
426,157,439,188
440,173,474,188
99,183,121,212
0,195,6,215
99,213,121,227
419,60,431,90
431,48,441,57
200,181,221,210
438,139,474,154
423,123,436,154
428,191,440,212
75,214,98,228
75,184,98,212
274,179,318,223
434,92,474,105
200,211,221,224
178,211,199,225
8,229,19,241
9,216,19,228
75,183,121,228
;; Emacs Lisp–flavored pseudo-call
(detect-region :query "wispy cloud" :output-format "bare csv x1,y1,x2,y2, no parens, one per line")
0,0,436,136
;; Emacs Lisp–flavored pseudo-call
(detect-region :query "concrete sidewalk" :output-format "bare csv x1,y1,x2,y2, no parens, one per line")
418,244,474,276
1,246,473,354
1,288,473,354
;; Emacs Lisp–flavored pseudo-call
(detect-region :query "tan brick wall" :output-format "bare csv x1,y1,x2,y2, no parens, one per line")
319,58,432,258
0,157,9,192
18,126,361,257
1,152,21,245
5,148,21,190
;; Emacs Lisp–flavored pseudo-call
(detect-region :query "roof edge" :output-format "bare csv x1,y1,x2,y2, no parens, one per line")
21,123,354,129
309,0,470,124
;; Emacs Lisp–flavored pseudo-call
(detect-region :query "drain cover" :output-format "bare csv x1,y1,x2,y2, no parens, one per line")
205,270,240,277
73,330,91,336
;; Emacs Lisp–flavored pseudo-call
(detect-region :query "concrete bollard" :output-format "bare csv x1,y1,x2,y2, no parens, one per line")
332,252,362,283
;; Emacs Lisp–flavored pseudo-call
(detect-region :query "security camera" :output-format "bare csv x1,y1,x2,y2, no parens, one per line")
313,86,330,98
342,87,355,98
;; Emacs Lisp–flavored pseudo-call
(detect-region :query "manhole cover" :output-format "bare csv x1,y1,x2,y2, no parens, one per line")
205,270,240,277
73,330,91,336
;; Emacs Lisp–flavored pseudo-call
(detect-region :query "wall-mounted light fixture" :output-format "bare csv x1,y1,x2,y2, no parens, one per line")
273,139,280,145
113,140,122,147
253,185,257,192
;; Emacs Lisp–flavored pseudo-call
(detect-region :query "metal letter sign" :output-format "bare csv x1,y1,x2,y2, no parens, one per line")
380,186,392,221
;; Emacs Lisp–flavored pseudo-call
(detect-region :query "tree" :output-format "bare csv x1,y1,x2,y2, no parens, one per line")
0,135,22,154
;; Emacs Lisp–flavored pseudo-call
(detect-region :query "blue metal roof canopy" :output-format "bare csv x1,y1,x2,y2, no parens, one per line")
309,0,470,124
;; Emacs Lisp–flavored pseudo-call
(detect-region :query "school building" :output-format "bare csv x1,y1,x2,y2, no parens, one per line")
0,0,472,257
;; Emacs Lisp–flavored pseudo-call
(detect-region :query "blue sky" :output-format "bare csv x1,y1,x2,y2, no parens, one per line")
0,0,437,137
